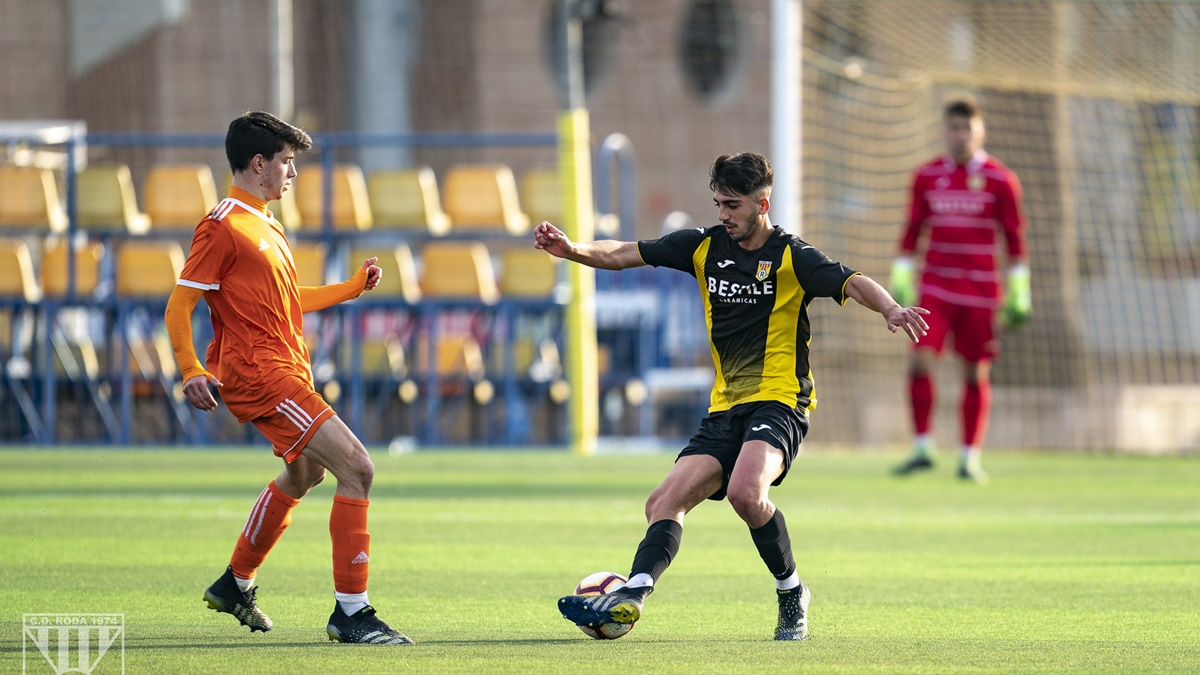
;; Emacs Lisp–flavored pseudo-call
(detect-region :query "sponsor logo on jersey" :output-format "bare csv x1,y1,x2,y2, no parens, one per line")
756,261,772,281
717,259,735,268
928,193,987,215
707,276,774,303
968,174,986,191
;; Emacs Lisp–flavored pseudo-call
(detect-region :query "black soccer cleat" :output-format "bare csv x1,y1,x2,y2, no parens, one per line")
558,586,646,626
774,583,811,641
892,455,934,476
957,462,989,484
203,566,273,633
327,604,415,645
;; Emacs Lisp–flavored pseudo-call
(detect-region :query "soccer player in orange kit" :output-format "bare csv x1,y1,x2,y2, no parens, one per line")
164,111,412,644
889,100,1031,483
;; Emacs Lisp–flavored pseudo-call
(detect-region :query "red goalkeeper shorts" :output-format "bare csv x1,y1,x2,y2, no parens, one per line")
917,293,999,362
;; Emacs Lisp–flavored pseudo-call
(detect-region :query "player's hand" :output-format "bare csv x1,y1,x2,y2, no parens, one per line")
1001,264,1031,328
888,257,917,308
885,305,930,344
533,221,573,259
361,257,382,291
182,373,222,412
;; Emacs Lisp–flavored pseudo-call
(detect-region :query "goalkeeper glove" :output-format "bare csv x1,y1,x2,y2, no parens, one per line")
1001,264,1031,327
889,257,916,307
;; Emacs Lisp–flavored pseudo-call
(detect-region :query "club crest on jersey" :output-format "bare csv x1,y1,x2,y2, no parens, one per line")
968,174,986,191
756,261,772,281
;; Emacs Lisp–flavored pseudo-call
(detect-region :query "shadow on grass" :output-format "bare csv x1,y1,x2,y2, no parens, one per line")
0,483,653,501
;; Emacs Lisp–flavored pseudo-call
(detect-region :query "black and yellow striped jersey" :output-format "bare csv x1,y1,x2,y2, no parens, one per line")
638,225,859,414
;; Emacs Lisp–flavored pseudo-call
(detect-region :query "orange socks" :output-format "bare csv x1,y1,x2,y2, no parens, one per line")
330,494,371,594
230,480,300,580
228,482,372,601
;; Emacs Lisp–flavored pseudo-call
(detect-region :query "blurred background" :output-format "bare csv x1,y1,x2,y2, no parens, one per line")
1,0,1197,454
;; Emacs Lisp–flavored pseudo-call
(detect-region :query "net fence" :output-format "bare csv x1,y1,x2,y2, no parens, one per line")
801,1,1200,451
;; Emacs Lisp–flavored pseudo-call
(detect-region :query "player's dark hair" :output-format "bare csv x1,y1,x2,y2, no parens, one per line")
709,153,773,197
225,111,313,173
944,99,982,121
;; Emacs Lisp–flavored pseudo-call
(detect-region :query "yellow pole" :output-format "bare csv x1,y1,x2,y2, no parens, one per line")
558,108,598,456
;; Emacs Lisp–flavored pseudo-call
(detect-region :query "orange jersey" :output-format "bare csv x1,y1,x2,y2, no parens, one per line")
177,187,313,422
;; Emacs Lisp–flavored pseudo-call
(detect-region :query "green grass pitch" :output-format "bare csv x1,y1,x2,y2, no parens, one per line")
1,447,1197,673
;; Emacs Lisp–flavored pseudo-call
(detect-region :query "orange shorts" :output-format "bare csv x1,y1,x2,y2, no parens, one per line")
251,386,335,463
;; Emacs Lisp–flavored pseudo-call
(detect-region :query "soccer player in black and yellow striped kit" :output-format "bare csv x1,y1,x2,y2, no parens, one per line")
541,153,929,640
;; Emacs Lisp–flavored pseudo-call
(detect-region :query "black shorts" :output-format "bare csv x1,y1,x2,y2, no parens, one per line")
677,400,810,501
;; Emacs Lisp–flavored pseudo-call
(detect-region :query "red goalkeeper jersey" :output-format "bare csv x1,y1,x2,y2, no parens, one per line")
900,151,1026,309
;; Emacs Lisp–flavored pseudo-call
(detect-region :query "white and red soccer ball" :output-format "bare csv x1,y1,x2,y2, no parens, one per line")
573,571,635,640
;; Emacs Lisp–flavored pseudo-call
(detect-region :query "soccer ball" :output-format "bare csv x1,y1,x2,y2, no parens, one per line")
573,571,635,640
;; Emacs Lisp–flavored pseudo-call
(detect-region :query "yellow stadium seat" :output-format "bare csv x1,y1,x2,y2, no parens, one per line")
358,336,408,378
291,242,328,288
348,244,421,304
436,334,487,380
295,164,373,231
521,167,620,236
414,332,487,382
0,239,42,302
42,241,105,298
76,164,150,235
0,165,68,233
36,241,109,394
144,164,219,230
420,241,499,304
520,168,560,226
116,241,185,297
442,164,530,235
368,167,451,236
499,247,559,298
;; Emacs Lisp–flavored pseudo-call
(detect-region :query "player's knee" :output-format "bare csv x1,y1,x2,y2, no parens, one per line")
963,361,990,384
357,454,372,485
330,451,374,497
644,490,666,522
351,455,375,490
726,485,767,523
644,487,686,523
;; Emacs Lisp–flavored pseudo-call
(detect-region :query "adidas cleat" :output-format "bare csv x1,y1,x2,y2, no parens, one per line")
327,604,414,645
558,586,644,626
774,583,811,641
892,455,934,476
203,566,273,632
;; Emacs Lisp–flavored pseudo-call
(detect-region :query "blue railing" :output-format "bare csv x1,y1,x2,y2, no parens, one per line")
0,128,710,447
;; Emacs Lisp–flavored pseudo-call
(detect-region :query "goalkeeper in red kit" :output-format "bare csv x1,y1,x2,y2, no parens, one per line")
890,99,1030,482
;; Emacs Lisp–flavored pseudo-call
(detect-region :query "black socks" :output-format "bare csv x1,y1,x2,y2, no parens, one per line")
749,508,797,580
629,519,683,585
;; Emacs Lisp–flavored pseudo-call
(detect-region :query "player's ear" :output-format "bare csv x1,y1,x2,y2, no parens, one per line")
253,154,266,173
759,196,770,215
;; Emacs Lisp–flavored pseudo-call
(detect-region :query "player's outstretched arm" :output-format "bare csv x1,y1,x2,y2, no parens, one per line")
164,284,223,411
533,221,646,271
845,274,930,344
298,258,381,313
